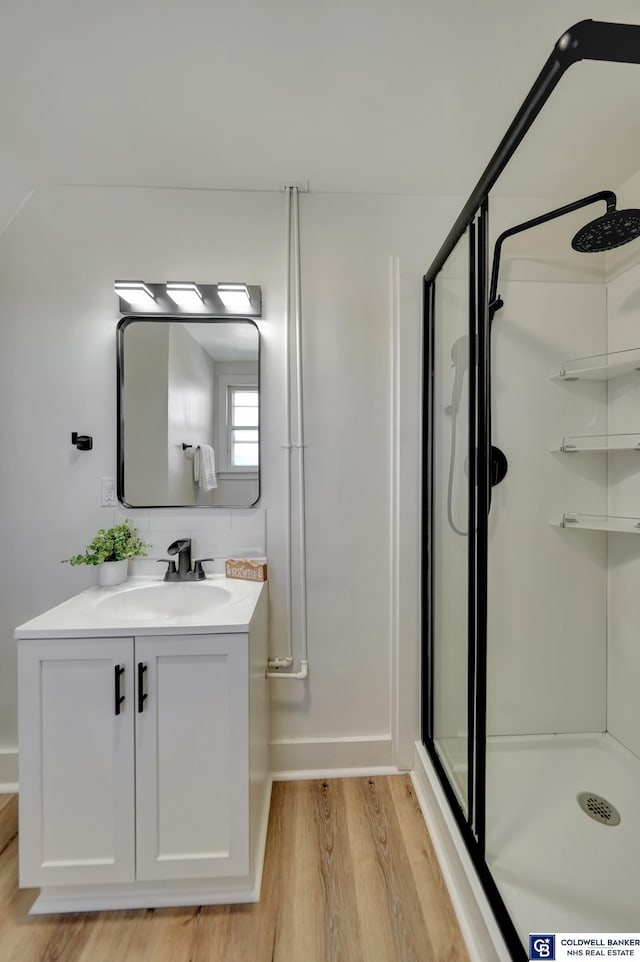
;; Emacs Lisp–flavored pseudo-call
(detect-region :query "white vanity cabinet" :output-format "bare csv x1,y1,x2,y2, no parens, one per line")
16,578,270,914
134,633,249,881
18,637,136,887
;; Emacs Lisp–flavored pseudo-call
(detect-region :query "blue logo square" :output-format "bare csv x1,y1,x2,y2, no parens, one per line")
529,935,555,960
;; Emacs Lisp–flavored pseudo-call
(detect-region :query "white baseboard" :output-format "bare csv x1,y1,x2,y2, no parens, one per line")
273,766,401,781
411,741,513,962
269,734,393,776
31,881,261,914
4,739,395,792
0,749,18,792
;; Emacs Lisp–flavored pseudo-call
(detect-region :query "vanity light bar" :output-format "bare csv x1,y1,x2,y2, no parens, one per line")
217,284,252,312
114,282,262,317
165,282,204,309
114,280,156,306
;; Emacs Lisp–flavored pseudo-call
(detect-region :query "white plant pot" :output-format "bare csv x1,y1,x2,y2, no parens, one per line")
97,559,128,587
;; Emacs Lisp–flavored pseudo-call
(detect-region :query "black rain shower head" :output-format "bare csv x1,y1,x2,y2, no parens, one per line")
489,191,640,319
571,208,640,252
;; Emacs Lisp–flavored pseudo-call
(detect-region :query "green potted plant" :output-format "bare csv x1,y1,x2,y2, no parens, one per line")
63,520,151,586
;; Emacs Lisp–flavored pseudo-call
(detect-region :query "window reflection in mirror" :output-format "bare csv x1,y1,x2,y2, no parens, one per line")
117,317,260,507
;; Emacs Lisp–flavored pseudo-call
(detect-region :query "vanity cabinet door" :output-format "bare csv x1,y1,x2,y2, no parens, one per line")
18,638,136,887
134,633,249,881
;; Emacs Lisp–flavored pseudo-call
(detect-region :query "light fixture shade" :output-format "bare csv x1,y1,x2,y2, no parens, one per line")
115,280,261,316
114,280,156,306
166,282,204,309
218,283,252,312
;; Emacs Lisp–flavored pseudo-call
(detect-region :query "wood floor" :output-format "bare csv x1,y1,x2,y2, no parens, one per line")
0,777,470,962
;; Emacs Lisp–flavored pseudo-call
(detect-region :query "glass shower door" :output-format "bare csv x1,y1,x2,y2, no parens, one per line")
426,225,477,820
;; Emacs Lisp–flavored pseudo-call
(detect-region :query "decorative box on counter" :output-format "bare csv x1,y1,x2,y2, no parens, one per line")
225,559,268,582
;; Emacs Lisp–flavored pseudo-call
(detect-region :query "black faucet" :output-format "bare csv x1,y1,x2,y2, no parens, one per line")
160,539,213,581
167,538,192,577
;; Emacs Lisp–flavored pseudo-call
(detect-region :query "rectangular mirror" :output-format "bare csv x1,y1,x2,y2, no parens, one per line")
117,316,260,507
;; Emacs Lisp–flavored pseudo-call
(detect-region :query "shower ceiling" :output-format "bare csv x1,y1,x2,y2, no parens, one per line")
1,1,640,203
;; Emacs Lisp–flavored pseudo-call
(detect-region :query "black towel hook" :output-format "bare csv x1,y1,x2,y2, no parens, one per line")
72,432,93,451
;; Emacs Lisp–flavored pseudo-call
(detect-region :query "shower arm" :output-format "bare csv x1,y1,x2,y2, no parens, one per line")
483,189,616,504
488,189,616,318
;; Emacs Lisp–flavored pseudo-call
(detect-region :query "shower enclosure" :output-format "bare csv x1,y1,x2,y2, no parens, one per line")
422,20,640,958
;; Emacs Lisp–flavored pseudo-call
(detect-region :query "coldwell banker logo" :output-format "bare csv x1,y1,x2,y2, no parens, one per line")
530,935,555,960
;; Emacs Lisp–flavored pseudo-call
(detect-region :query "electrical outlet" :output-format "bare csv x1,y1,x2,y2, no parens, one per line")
101,477,116,506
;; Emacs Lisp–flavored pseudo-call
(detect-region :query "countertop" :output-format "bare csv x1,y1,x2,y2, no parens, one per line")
15,575,266,639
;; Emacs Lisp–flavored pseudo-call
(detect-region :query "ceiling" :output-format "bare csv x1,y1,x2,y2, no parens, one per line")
2,0,640,203
183,321,258,362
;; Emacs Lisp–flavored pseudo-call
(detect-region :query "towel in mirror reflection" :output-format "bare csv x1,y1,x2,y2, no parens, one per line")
193,445,217,490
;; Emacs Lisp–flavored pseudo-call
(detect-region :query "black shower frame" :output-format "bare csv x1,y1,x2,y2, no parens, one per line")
421,19,640,961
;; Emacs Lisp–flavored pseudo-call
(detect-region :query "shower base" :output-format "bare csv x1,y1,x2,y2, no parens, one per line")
485,732,640,939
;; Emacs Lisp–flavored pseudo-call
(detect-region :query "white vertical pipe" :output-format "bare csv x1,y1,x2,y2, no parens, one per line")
292,187,309,667
268,188,294,670
283,187,294,664
266,186,308,680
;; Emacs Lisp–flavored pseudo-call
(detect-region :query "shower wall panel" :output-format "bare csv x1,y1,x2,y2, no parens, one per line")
606,260,640,760
607,166,640,283
487,279,607,736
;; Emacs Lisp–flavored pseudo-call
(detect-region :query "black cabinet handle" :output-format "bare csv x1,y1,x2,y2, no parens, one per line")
114,665,125,715
137,663,148,713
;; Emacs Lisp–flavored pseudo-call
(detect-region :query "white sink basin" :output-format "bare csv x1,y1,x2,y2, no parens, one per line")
95,581,233,620
15,575,266,637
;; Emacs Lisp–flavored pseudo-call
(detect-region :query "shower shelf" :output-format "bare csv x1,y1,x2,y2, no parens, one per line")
557,513,640,533
555,432,640,453
552,346,640,381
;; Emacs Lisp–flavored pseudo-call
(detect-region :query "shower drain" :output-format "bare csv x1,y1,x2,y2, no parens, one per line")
577,791,621,826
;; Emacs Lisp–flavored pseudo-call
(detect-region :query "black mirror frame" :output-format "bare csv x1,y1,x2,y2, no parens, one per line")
116,314,261,508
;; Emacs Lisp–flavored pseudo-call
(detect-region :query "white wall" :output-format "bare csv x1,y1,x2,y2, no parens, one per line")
0,184,455,776
0,145,33,239
267,191,454,770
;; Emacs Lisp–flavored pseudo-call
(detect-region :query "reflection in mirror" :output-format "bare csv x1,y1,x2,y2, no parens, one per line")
117,317,260,507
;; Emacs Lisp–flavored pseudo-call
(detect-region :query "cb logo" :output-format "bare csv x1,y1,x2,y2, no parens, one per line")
529,934,555,960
